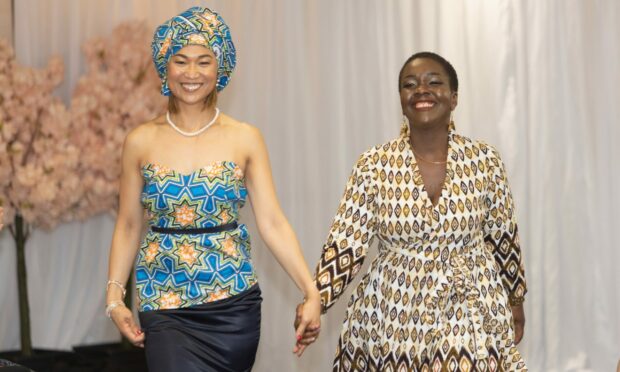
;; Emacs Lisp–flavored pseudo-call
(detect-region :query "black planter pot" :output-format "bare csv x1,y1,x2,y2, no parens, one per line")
72,342,147,372
0,349,83,372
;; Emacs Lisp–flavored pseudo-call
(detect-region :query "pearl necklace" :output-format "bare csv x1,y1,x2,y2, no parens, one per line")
166,108,220,137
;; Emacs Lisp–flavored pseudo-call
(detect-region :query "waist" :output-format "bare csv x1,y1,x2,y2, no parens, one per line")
382,235,485,261
151,221,238,235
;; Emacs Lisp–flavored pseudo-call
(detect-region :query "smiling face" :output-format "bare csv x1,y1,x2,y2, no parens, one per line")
399,58,458,129
167,44,218,109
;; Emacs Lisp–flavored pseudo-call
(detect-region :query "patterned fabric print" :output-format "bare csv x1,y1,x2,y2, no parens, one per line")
315,132,528,371
152,6,236,95
136,161,257,311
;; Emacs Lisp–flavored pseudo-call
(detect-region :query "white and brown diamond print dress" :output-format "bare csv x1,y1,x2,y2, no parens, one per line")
315,130,528,371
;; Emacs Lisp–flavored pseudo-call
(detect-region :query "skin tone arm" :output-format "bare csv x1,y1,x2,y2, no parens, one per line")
512,304,525,344
241,125,321,355
294,303,320,354
106,128,147,347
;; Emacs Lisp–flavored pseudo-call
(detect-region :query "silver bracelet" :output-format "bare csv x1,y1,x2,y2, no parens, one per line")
106,280,127,299
105,300,126,318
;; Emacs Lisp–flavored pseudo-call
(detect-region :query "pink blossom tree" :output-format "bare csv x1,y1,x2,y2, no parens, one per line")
69,22,165,349
70,21,166,216
0,39,82,356
0,20,165,356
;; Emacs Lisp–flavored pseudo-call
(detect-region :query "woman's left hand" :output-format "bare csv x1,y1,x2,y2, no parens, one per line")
293,295,321,357
511,303,525,345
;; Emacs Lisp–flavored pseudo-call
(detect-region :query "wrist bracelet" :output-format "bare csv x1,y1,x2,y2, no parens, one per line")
105,301,126,318
106,280,127,299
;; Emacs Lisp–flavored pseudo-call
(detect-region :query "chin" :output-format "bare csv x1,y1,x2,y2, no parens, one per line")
410,120,443,131
174,92,209,104
412,113,446,125
171,87,213,101
409,116,433,126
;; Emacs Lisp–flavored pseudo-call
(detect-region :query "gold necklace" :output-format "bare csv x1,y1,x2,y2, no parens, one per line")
411,147,448,165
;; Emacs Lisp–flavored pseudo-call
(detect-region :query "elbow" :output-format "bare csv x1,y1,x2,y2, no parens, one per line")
114,215,143,237
256,213,288,241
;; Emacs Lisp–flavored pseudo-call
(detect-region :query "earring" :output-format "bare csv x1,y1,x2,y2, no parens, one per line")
449,112,455,131
400,115,410,136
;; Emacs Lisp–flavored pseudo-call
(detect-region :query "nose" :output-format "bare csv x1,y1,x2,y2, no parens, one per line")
184,63,200,78
413,83,430,96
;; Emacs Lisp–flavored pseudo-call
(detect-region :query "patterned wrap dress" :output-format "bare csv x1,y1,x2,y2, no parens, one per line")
135,161,261,372
315,131,528,371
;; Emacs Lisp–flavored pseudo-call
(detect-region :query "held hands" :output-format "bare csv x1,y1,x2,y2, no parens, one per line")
511,304,525,345
109,305,145,348
292,294,321,357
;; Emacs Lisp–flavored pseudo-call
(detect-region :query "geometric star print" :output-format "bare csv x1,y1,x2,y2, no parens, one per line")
175,240,200,267
170,200,199,227
157,290,182,310
136,161,258,312
145,240,160,264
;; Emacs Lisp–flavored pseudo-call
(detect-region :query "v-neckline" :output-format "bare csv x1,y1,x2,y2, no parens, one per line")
406,132,455,210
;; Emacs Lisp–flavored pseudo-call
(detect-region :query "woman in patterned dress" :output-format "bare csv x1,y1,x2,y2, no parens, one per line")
296,52,527,371
105,7,321,372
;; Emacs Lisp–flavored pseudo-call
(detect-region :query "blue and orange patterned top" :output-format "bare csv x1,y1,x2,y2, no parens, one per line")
135,161,258,311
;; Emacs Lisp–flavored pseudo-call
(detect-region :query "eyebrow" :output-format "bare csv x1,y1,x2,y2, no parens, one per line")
173,53,214,59
402,72,442,79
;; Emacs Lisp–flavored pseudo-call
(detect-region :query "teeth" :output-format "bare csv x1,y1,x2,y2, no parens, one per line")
182,83,201,91
415,101,434,109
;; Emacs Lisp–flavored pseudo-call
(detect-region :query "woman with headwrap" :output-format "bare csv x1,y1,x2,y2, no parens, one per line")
295,52,528,371
105,7,321,372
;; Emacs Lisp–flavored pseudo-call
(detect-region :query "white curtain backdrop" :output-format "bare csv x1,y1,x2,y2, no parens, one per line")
1,1,618,371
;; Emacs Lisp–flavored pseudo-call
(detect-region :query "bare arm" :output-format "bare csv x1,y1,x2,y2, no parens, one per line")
242,126,321,351
106,127,147,346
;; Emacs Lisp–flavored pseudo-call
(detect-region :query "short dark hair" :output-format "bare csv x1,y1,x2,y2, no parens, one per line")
398,52,458,93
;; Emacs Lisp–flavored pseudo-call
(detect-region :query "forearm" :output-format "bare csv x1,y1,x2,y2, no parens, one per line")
485,229,527,305
106,223,142,303
258,218,318,299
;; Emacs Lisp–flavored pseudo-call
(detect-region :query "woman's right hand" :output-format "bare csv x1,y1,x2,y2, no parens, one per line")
109,305,145,347
293,297,321,356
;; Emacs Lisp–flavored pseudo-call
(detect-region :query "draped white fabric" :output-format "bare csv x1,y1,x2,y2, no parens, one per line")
1,1,618,370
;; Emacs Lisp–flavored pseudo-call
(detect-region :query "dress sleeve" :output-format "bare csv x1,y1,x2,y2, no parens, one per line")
315,153,377,313
483,146,527,306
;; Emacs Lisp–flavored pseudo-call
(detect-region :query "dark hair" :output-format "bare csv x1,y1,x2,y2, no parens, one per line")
398,52,458,93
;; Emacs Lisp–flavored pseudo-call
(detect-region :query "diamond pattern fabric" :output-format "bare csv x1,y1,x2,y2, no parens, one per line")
316,131,527,371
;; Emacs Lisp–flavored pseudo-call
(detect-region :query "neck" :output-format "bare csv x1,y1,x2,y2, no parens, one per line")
408,122,450,156
170,103,217,131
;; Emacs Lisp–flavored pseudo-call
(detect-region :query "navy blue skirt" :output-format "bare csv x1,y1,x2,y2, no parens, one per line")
139,285,262,372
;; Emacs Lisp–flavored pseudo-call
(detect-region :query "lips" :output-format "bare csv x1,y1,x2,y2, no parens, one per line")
180,83,203,92
414,101,435,110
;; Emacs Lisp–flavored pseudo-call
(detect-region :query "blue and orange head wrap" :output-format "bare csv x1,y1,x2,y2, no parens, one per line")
152,6,236,96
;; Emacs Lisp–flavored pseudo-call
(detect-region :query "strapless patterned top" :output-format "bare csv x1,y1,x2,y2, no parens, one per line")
135,161,258,311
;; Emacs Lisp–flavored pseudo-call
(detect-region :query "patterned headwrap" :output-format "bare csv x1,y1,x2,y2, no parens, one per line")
152,6,236,96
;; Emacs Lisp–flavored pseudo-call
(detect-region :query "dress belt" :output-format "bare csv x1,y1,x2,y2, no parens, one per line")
151,222,238,234
384,245,434,261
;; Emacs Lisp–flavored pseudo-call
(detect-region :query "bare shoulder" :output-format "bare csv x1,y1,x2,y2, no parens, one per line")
123,116,165,155
219,113,264,147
